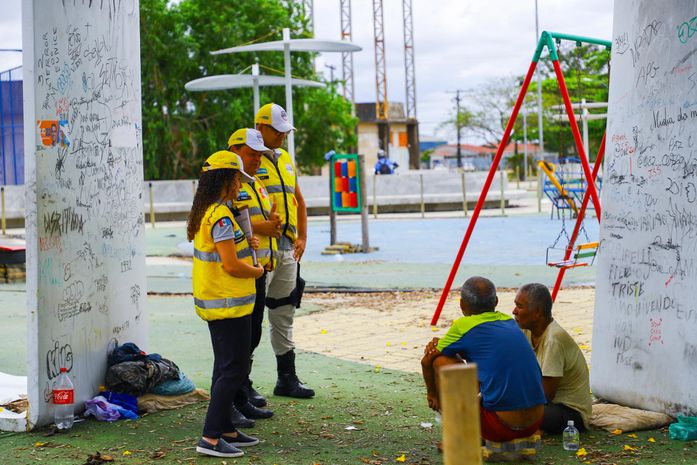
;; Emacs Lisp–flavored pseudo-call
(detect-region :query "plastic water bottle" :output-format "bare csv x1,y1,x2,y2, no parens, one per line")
53,367,74,430
563,420,580,451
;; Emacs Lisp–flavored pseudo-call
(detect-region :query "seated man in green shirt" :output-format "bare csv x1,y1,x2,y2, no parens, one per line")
512,283,592,434
421,277,546,442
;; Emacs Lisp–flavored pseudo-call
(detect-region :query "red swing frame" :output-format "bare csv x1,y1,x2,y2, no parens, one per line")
430,32,611,325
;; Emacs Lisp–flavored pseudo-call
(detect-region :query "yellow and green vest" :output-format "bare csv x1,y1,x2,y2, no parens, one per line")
192,203,256,321
258,148,298,242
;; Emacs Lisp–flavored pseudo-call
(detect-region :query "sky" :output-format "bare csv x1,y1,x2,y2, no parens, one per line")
0,0,614,141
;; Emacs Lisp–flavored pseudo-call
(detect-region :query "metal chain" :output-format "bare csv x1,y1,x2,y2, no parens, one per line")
551,204,571,248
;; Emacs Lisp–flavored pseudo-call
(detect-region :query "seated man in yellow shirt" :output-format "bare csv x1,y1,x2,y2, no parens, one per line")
512,283,592,434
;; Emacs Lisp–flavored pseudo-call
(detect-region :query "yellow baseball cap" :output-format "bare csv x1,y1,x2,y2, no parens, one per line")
202,150,254,181
227,128,271,152
255,103,295,132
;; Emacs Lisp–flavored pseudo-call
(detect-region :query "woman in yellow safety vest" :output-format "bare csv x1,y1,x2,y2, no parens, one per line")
186,150,265,459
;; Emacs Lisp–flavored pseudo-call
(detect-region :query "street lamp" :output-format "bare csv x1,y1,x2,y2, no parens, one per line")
210,28,361,161
185,70,325,119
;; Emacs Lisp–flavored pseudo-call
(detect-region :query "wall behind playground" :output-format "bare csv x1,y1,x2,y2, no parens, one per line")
592,0,697,415
22,0,146,429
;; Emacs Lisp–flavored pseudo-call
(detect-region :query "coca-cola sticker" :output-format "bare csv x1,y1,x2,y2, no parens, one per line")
53,389,74,405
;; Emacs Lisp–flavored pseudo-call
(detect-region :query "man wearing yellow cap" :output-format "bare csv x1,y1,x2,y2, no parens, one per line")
227,128,282,420
254,103,314,398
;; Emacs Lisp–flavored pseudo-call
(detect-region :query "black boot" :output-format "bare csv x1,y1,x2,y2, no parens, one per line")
229,404,255,429
236,400,274,419
241,359,267,408
273,350,315,398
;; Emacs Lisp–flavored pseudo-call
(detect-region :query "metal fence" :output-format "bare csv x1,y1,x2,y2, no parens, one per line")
0,66,23,185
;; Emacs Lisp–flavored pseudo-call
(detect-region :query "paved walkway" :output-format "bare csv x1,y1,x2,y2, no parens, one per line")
294,287,595,374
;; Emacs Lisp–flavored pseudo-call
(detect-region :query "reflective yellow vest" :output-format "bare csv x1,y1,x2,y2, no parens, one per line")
192,203,256,321
235,178,276,270
258,148,298,242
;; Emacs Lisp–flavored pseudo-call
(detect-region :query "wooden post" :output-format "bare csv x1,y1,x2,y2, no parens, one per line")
358,155,370,252
148,182,155,227
0,187,5,236
420,173,425,218
461,170,468,217
499,167,505,216
515,165,520,189
372,173,378,219
440,364,482,465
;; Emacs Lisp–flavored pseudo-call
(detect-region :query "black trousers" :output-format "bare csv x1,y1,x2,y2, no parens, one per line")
202,315,251,439
541,402,586,434
250,272,267,354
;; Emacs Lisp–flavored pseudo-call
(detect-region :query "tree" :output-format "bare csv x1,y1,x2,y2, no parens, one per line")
526,43,611,161
139,0,357,179
440,77,523,149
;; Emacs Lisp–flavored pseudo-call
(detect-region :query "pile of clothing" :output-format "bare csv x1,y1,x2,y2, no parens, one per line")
104,343,194,396
85,343,204,422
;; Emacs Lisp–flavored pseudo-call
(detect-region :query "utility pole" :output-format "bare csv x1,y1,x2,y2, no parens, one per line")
325,63,336,84
447,90,464,168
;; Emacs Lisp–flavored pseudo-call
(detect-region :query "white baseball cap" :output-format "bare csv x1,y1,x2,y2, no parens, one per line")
227,128,271,153
255,103,296,133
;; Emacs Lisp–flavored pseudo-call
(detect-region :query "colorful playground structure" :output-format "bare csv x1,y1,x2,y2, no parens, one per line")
538,158,602,219
331,154,361,212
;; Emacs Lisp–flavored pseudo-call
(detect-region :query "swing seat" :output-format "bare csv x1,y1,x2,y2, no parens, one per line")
546,241,598,269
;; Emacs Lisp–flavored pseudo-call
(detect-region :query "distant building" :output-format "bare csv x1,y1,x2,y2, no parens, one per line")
429,142,540,170
418,136,447,153
354,102,419,172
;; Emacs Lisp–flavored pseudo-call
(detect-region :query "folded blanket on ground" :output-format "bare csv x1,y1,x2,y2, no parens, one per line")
150,372,196,396
591,403,674,432
138,388,210,413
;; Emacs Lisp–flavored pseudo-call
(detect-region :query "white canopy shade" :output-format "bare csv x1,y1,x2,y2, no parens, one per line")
211,39,361,55
185,74,325,92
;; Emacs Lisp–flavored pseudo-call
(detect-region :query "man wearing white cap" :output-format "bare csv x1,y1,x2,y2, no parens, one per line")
254,103,314,399
227,128,282,423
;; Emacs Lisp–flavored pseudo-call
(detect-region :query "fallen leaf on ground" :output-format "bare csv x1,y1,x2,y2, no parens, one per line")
648,437,656,443
123,450,132,456
623,444,637,452
83,452,114,465
576,447,587,457
610,428,623,435
395,454,406,462
627,433,638,438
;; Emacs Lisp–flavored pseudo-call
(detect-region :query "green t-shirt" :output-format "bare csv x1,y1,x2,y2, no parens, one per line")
527,320,592,428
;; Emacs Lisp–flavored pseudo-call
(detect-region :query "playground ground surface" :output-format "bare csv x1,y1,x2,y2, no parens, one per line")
1,201,694,463
0,292,695,465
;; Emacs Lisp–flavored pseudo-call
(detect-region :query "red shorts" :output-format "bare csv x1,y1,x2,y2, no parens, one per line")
480,405,543,442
